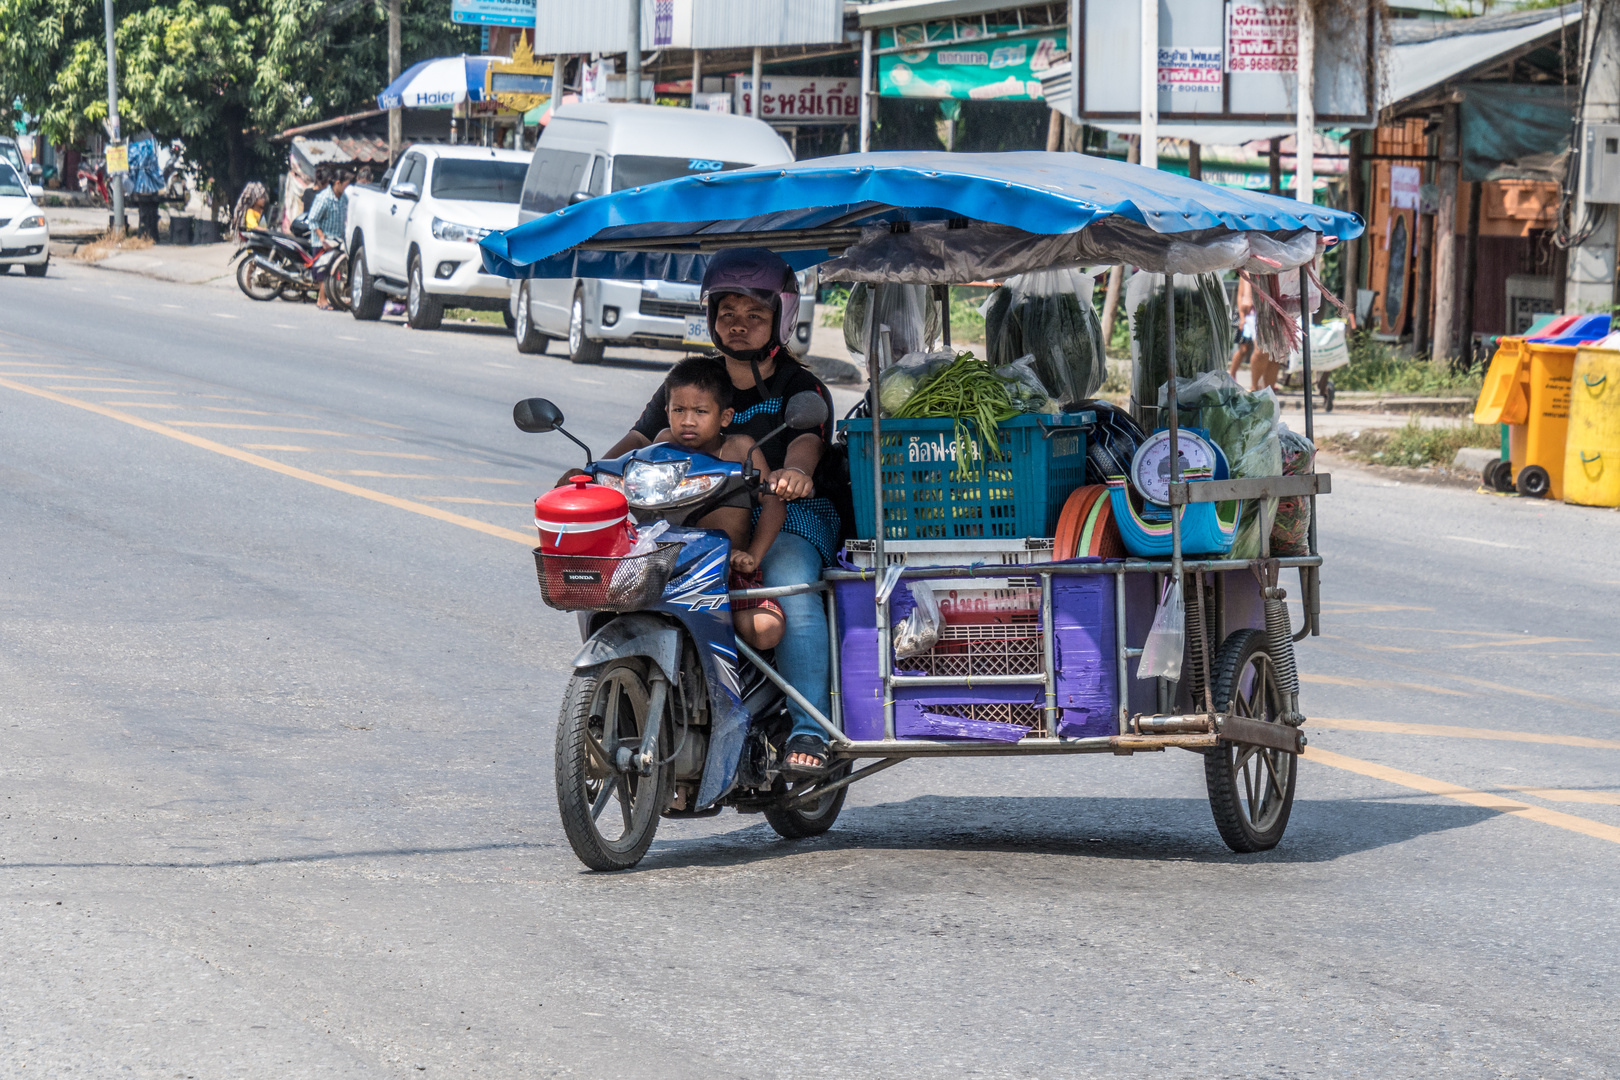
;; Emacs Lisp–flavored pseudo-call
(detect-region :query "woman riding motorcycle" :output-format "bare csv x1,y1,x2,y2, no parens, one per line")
600,248,840,776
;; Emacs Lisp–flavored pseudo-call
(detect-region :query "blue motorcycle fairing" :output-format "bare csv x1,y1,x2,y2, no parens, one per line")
646,529,755,809
589,442,739,479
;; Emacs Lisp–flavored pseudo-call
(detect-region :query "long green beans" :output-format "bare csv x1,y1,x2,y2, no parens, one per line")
892,352,1018,478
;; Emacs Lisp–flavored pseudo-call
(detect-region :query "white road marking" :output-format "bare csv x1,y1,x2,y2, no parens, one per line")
1444,535,1526,549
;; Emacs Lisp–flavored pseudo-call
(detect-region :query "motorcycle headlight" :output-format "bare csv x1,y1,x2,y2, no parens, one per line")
18,215,45,229
430,216,489,243
622,460,724,508
592,471,624,493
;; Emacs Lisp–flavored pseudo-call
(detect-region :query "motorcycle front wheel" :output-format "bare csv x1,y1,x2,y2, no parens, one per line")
555,659,673,871
235,256,279,301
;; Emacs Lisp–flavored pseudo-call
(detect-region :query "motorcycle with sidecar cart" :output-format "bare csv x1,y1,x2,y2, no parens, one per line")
484,151,1360,871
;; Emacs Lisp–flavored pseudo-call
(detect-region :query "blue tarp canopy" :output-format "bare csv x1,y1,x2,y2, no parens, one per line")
479,151,1364,284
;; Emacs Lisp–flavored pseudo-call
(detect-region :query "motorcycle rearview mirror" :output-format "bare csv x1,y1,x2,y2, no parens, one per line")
514,397,564,433
513,398,595,466
751,391,829,452
784,390,828,431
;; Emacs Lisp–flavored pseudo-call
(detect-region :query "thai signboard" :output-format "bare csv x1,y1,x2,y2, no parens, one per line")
1159,45,1223,94
878,26,1067,101
735,77,860,122
1226,1,1298,74
451,0,533,28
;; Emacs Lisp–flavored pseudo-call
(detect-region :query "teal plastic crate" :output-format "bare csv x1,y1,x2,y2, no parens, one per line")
840,412,1094,541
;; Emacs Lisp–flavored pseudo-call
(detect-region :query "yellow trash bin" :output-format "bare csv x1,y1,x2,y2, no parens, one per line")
1474,337,1530,427
1512,342,1576,499
1564,346,1620,507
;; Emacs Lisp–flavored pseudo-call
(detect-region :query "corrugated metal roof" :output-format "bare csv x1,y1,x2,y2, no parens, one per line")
290,135,391,171
850,0,1028,28
1386,5,1580,106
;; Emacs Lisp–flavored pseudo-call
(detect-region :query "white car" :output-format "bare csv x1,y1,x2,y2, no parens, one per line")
0,162,50,277
345,144,530,329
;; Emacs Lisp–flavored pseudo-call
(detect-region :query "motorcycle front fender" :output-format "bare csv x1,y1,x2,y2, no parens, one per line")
571,612,682,683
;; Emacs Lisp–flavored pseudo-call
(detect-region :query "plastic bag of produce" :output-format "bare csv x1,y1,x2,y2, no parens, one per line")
1137,576,1185,681
1160,370,1281,559
1272,424,1315,556
982,269,1104,407
995,354,1058,414
844,283,940,362
1128,271,1232,429
892,581,943,660
878,350,956,415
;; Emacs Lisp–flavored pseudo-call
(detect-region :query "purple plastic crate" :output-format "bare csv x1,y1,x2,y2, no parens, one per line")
835,566,1118,741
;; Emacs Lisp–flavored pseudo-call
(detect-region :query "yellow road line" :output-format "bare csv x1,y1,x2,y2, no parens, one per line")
325,470,521,485
1444,636,1587,650
168,422,373,436
1507,786,1620,806
1302,746,1620,846
1310,717,1620,750
421,497,531,507
50,387,178,393
1314,643,1620,718
0,377,535,547
1301,674,1470,697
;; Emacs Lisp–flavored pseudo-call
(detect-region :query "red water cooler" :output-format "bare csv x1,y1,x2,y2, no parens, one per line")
534,475,636,557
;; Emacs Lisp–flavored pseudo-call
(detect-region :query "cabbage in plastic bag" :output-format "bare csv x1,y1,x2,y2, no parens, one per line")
878,350,956,416
981,269,1104,406
995,354,1057,414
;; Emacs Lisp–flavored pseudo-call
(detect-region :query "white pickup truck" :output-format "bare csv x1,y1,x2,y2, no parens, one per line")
345,144,530,330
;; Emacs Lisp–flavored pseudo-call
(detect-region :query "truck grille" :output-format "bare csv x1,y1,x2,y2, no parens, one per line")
638,294,705,320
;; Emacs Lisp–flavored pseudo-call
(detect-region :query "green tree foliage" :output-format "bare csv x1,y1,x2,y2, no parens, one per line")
0,0,475,205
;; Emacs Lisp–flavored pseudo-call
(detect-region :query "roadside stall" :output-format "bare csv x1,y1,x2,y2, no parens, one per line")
484,151,1361,869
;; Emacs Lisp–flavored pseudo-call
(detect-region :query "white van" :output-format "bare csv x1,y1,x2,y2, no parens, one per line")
508,103,814,363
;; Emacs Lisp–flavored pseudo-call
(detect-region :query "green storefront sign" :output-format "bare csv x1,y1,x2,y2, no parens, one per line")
878,26,1067,101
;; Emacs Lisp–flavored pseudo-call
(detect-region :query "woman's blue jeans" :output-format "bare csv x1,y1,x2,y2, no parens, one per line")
758,531,831,743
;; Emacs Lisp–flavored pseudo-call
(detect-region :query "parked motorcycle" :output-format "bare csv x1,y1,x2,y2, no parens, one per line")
514,391,836,870
232,224,347,308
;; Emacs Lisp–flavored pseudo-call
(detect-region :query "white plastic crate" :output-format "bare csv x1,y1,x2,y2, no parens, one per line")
841,537,1055,570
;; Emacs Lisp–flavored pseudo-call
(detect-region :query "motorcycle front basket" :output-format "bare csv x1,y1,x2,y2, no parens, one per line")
533,542,683,612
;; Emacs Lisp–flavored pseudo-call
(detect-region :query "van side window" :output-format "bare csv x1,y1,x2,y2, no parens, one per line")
520,149,591,214
587,155,607,197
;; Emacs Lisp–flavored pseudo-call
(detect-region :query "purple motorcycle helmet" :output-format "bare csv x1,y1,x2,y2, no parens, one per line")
700,247,800,356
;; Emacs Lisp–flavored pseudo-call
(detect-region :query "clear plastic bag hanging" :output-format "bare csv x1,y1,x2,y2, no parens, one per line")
981,268,1104,407
1128,271,1232,428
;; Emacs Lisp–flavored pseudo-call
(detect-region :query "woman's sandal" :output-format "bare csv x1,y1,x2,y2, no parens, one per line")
780,734,831,780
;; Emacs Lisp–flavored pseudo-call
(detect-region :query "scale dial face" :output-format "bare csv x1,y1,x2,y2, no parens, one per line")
1129,430,1218,505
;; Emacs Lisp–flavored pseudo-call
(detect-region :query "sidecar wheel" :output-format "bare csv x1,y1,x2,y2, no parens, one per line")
763,763,850,839
555,659,673,871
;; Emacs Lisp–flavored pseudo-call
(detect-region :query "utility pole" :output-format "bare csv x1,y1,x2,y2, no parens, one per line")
751,47,763,119
388,0,401,164
1294,0,1314,204
1138,0,1157,169
102,0,123,233
626,0,641,104
1566,0,1620,313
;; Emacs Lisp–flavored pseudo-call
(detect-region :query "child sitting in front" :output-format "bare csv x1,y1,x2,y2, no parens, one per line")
654,357,786,650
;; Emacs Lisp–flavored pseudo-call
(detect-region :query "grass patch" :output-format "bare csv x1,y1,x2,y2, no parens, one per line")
75,230,155,262
1336,332,1484,395
1320,417,1499,468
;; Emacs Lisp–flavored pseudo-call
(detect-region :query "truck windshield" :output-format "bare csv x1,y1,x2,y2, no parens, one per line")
431,159,528,203
611,155,758,191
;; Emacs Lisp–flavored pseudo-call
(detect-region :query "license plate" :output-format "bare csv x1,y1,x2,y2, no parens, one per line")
683,315,712,347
